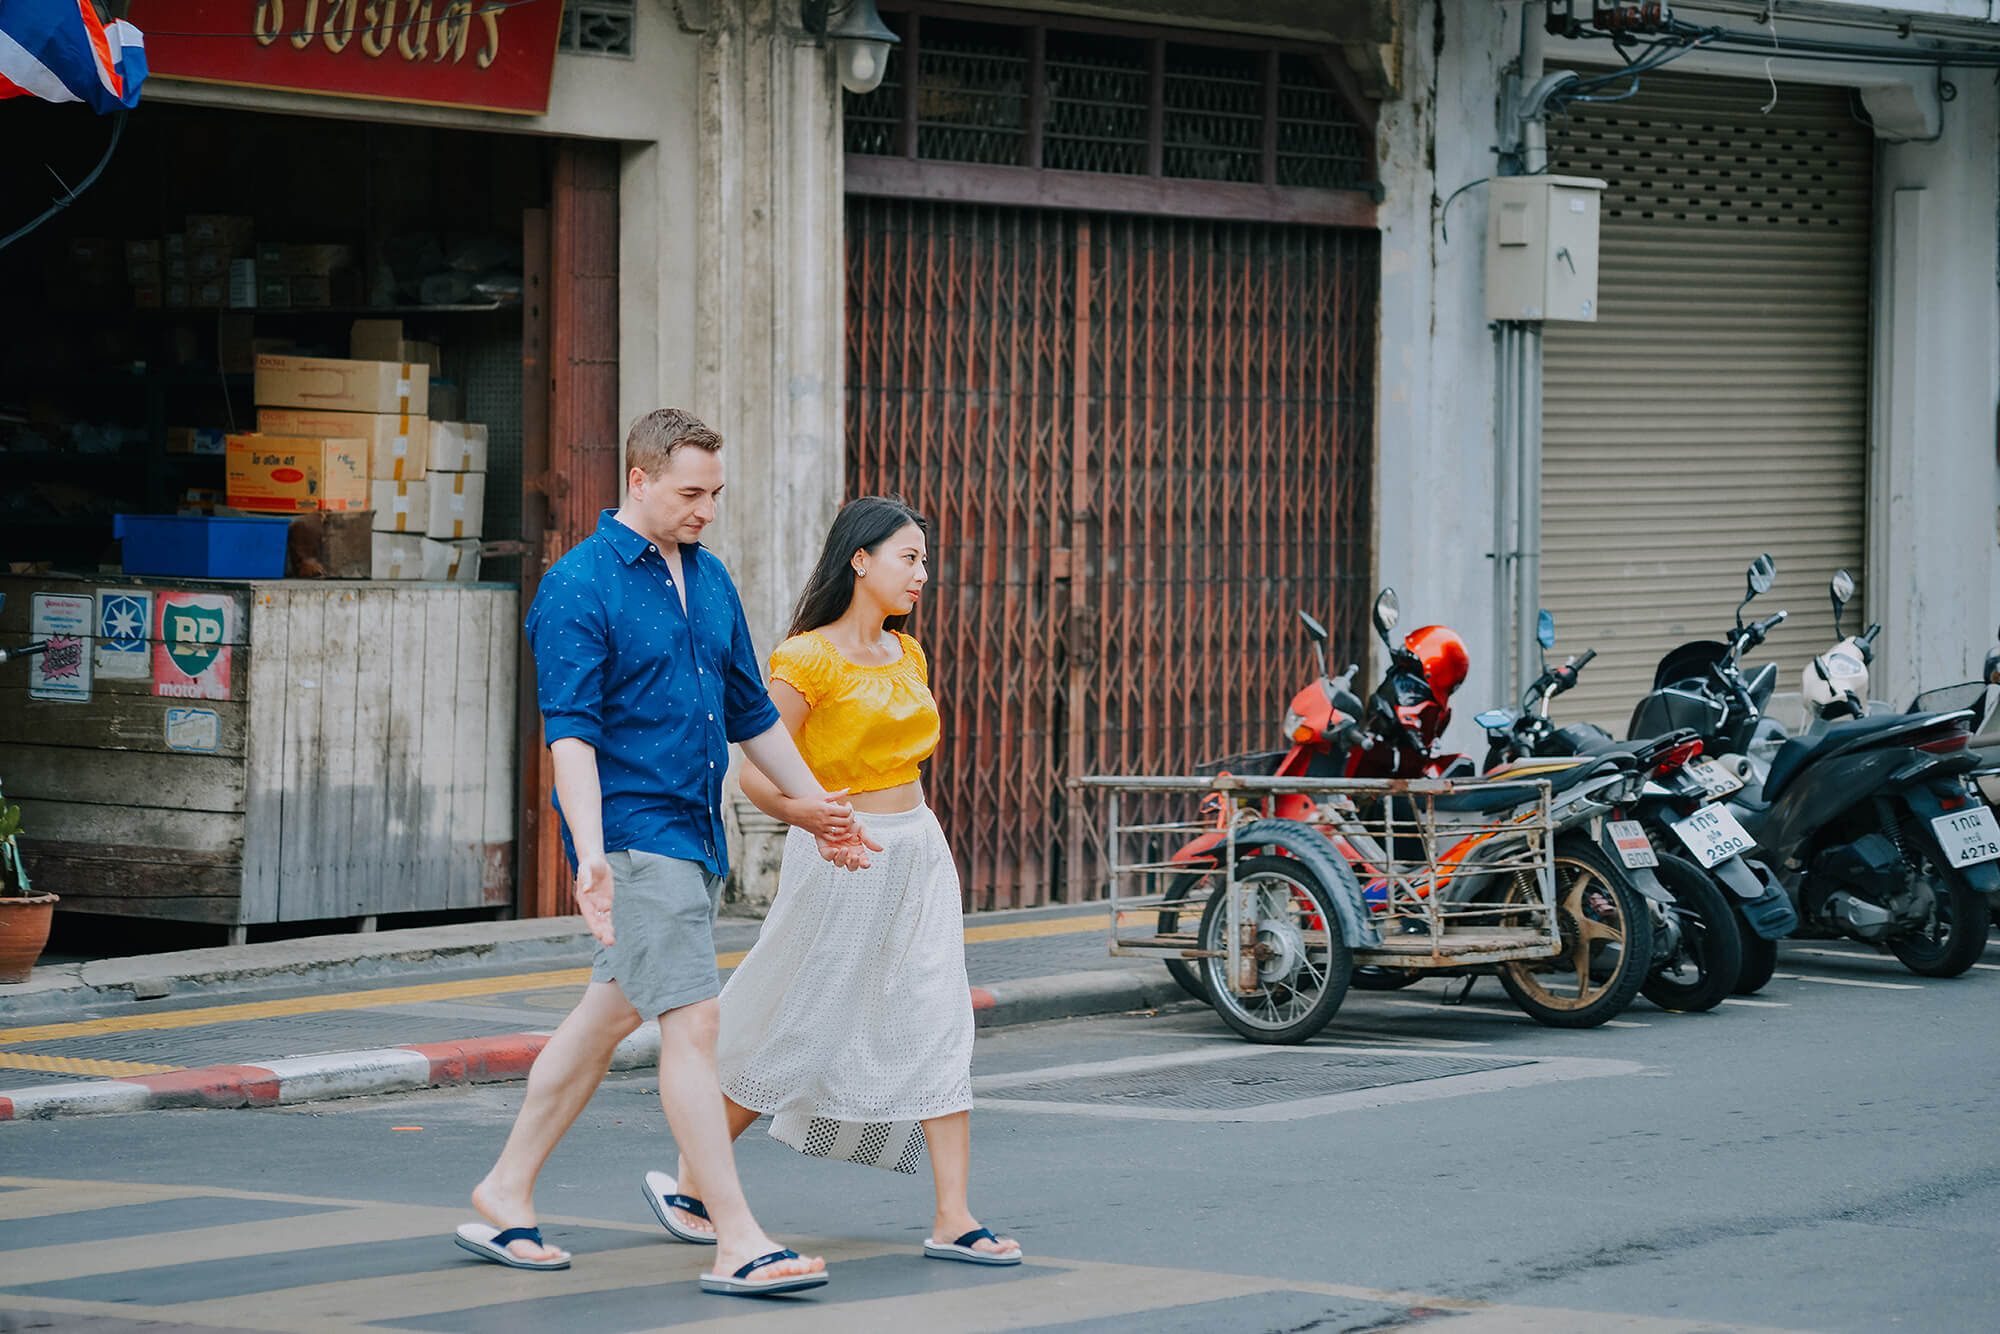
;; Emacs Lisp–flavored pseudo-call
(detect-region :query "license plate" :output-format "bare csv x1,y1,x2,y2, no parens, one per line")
1606,820,1657,869
1671,805,1756,869
1931,805,2000,868
1685,757,1744,799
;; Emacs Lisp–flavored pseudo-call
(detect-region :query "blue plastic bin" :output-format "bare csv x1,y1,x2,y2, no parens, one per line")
113,514,293,578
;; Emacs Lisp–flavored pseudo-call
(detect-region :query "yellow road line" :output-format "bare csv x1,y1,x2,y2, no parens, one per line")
0,916,1108,1047
0,1054,182,1076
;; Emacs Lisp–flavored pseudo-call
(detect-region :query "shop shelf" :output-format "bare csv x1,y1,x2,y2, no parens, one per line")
113,514,292,578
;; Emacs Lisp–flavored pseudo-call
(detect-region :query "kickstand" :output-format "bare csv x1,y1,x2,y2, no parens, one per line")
1440,975,1477,1006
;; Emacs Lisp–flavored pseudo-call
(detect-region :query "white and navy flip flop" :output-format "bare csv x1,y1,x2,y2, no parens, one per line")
641,1170,717,1246
452,1222,571,1270
924,1227,1023,1266
698,1248,829,1297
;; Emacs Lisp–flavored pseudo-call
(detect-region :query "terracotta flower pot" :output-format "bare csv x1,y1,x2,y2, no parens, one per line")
0,893,58,985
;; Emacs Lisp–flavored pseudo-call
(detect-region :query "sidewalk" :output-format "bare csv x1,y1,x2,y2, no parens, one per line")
0,903,1183,1121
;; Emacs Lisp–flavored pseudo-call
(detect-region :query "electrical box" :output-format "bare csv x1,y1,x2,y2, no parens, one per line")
1485,175,1605,322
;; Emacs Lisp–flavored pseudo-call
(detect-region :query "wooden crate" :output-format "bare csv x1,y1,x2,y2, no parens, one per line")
0,575,517,926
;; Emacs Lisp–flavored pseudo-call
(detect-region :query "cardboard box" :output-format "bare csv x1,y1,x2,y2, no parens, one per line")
428,421,488,473
186,213,254,254
260,242,356,276
421,537,482,583
370,479,429,532
289,274,332,308
165,282,191,310
226,434,368,513
228,259,258,309
426,470,485,540
259,275,292,309
163,232,186,258
254,355,429,416
259,406,427,482
126,259,161,285
133,284,162,310
350,320,440,370
165,257,189,282
190,248,231,279
167,427,227,456
194,279,227,310
371,532,425,579
287,510,374,579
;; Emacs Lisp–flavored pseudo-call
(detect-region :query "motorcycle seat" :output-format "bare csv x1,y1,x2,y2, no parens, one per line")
1433,755,1627,812
1762,714,1932,801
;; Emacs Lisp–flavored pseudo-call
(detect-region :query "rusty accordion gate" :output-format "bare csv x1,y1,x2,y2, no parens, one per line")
847,198,1377,909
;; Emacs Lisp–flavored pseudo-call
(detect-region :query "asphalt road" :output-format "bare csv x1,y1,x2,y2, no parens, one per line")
1,935,1996,1334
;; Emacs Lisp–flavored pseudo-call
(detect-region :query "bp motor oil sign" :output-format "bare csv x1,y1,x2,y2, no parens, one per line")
153,592,232,700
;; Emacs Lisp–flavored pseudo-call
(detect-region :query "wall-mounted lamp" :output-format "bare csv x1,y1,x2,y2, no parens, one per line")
803,0,901,95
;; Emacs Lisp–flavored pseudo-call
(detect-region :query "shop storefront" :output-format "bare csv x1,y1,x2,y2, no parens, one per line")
0,1,651,942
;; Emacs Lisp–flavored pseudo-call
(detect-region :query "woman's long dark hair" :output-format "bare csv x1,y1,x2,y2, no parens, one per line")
786,496,930,639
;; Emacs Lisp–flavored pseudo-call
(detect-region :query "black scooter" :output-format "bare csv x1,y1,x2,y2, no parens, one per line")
1477,611,1759,1013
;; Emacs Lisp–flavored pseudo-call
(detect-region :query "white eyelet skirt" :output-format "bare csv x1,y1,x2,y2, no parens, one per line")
717,803,973,1173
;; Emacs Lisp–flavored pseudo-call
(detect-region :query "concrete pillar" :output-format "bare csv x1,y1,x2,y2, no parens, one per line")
1871,67,2000,702
682,0,848,905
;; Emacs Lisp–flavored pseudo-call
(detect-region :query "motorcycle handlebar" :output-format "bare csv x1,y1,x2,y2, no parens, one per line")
1755,610,1788,637
1571,648,1598,672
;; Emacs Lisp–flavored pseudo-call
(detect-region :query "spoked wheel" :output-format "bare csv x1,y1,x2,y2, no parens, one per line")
1196,855,1353,1044
1495,836,1653,1029
1889,867,1991,978
1157,872,1212,1003
1640,852,1744,1013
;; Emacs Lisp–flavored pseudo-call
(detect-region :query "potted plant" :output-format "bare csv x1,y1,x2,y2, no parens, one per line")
0,776,58,984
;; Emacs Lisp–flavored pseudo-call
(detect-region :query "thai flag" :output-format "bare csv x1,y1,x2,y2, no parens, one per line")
0,1,147,113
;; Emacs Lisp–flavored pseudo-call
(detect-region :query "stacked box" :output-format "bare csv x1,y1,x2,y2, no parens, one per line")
425,417,487,542
371,532,425,579
259,407,427,482
421,538,482,583
370,479,428,533
225,434,367,513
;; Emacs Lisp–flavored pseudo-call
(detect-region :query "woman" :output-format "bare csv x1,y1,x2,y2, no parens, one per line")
643,496,1020,1266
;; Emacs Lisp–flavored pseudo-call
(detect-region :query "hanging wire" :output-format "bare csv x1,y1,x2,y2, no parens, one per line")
0,110,128,254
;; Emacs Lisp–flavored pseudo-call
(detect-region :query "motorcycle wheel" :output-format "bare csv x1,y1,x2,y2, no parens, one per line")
1156,872,1211,1004
1495,837,1653,1029
1350,966,1423,991
1197,855,1353,1044
1639,852,1744,1013
1889,870,1991,978
1732,909,1780,995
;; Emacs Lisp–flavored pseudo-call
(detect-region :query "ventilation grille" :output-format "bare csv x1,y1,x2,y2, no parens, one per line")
916,21,1028,165
560,1,635,59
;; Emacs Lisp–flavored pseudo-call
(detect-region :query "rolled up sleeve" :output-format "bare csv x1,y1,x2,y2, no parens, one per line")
528,572,608,749
721,586,781,743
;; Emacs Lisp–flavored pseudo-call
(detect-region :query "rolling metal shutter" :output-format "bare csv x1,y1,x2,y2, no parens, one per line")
1540,72,1873,732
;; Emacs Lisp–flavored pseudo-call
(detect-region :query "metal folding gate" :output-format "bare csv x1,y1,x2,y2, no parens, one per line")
846,197,1377,908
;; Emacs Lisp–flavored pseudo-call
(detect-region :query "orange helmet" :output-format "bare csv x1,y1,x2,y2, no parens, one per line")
1405,625,1471,700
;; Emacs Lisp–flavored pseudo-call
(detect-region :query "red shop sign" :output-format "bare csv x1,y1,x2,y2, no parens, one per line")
127,1,565,115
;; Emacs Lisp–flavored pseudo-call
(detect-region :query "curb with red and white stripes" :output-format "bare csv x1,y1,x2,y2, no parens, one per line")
0,968,1183,1123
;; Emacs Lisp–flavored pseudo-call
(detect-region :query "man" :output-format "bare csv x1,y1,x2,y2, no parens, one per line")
457,409,877,1297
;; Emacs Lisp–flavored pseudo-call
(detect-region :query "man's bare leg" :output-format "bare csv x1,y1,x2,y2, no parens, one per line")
655,999,822,1280
471,980,641,1263
923,1111,1017,1256
666,1095,761,1239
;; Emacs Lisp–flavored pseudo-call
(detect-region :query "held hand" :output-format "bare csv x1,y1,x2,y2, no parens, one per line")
791,789,858,840
575,853,615,946
814,819,885,871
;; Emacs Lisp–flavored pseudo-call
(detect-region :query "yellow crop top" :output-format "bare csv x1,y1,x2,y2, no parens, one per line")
767,629,941,794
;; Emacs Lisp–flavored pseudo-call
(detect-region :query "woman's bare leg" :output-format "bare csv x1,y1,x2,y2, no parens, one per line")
922,1111,1016,1255
667,1095,762,1237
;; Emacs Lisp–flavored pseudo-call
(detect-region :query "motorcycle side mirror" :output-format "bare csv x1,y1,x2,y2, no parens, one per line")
1536,608,1556,650
1297,609,1330,681
1829,568,1854,638
1736,553,1776,628
1747,553,1776,596
1297,609,1329,644
1372,588,1401,647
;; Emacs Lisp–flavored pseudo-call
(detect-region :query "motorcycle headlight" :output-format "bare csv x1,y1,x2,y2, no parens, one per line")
1283,709,1314,743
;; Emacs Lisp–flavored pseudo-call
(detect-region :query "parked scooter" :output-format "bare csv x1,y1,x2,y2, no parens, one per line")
1719,657,1997,976
1476,610,1769,1014
1628,553,1791,773
1162,590,1661,1029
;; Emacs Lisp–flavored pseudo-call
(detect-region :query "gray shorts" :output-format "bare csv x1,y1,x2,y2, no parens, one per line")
589,850,725,1021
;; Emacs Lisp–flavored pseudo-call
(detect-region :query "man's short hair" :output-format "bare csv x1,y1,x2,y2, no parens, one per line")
626,408,723,479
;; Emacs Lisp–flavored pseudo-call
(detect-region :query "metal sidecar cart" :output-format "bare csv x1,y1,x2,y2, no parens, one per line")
1072,772,1586,1043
